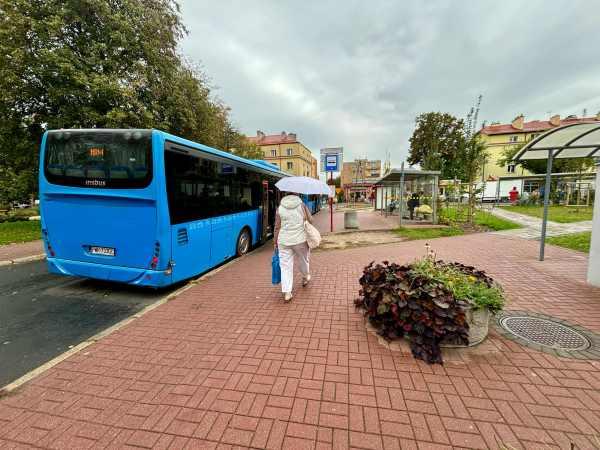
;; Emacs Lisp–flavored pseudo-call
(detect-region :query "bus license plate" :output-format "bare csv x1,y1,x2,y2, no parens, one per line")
90,246,115,256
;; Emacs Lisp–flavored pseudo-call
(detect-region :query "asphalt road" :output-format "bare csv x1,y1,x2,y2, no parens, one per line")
0,260,179,388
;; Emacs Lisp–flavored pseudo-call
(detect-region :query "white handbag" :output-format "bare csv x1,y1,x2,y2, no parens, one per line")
303,207,321,249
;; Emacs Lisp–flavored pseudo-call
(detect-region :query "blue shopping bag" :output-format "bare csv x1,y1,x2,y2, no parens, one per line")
271,250,281,285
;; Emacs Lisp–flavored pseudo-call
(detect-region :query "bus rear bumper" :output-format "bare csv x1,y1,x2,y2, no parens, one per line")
47,257,172,287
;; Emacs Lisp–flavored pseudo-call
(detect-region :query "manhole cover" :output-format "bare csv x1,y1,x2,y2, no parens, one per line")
499,316,590,351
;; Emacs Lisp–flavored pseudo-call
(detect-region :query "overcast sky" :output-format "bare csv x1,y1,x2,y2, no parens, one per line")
179,1,600,167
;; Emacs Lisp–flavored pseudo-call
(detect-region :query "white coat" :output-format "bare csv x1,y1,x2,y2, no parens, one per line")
276,195,307,246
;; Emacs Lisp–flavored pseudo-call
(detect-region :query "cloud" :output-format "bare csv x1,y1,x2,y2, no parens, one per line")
179,0,600,167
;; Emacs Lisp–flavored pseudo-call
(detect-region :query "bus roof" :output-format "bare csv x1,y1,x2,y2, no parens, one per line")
156,130,289,178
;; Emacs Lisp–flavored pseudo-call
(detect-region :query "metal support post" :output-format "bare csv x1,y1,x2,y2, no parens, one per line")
398,162,405,227
539,150,554,261
329,171,333,233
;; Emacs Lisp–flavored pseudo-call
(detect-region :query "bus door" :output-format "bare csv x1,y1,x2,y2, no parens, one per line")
261,180,270,242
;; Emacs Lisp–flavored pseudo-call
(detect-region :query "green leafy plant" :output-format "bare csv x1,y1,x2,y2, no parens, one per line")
355,254,505,364
410,259,504,313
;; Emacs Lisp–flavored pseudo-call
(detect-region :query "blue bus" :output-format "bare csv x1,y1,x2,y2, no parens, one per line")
301,194,322,215
39,129,289,287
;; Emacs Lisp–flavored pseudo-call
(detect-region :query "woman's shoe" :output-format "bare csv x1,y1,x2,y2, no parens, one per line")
284,292,293,302
302,274,311,287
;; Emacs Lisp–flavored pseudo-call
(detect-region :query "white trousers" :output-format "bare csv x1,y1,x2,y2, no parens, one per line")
278,242,310,293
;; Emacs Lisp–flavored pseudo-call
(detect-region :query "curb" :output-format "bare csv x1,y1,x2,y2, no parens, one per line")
0,255,242,395
0,253,46,267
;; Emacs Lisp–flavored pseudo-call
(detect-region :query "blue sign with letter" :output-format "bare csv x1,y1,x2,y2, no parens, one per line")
325,154,338,172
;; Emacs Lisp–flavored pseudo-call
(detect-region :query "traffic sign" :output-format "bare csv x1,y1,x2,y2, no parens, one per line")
320,147,343,173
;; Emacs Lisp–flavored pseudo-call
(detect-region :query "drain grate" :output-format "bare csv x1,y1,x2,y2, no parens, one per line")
499,316,590,351
495,311,600,359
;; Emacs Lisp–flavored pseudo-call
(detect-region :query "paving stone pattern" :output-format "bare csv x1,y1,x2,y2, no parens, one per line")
486,207,593,240
312,208,398,234
2,233,600,449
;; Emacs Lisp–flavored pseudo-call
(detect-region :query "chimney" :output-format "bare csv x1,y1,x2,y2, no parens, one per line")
288,133,296,141
549,114,561,126
281,131,287,138
256,130,265,139
511,115,524,130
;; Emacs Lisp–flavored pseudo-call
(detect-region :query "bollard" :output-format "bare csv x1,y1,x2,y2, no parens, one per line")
344,210,358,229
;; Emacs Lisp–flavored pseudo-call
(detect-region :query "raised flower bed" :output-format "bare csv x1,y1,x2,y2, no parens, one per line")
354,253,504,364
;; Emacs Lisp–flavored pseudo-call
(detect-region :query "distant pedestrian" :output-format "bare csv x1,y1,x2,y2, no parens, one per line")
407,192,420,220
274,193,313,302
509,186,519,204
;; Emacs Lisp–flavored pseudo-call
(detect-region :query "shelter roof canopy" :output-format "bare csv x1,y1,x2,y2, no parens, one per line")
515,122,600,161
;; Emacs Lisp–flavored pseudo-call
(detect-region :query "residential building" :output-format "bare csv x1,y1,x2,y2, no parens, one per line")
248,131,318,178
478,113,600,179
341,159,382,187
340,159,382,202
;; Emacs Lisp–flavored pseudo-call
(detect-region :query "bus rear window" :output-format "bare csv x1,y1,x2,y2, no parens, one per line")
44,130,152,188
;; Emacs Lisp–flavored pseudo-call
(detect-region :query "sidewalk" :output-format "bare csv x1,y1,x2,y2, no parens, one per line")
487,207,593,240
2,233,600,449
312,207,413,234
0,240,44,265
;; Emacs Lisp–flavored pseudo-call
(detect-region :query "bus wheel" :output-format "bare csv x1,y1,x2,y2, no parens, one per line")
236,229,251,256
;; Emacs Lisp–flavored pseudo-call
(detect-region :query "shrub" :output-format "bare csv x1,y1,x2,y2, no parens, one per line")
409,259,504,313
355,257,504,364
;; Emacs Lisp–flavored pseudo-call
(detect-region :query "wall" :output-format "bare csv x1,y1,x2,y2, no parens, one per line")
342,160,382,186
260,142,318,178
480,132,540,178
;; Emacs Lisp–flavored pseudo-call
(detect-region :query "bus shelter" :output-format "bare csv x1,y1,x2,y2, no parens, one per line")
374,167,440,225
514,121,600,286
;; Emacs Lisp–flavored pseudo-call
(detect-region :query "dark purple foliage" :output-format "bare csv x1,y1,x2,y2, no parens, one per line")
354,260,471,364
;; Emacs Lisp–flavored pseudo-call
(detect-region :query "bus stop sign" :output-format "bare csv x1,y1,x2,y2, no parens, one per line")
325,154,338,172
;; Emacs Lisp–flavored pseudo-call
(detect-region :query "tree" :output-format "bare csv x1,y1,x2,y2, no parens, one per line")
408,112,467,179
457,136,488,223
0,0,248,203
228,133,264,160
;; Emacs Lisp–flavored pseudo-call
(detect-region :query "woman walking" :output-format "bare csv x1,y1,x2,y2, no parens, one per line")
274,193,313,302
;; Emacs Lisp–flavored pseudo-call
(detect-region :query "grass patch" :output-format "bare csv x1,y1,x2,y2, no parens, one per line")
0,220,41,245
546,232,591,253
474,210,521,231
394,226,464,240
440,207,521,231
505,205,593,223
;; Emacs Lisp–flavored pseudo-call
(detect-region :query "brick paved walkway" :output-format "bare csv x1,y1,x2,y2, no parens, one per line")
0,240,44,264
312,208,435,235
2,234,600,449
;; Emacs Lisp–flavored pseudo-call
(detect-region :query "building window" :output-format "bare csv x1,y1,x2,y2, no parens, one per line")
286,148,293,156
509,135,518,143
507,164,516,173
287,162,293,170
524,180,540,193
270,149,276,157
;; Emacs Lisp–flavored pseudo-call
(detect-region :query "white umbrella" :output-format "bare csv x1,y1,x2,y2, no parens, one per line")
275,176,333,197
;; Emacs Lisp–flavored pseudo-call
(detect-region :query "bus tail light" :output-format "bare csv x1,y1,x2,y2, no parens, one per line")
150,241,160,269
42,228,56,257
